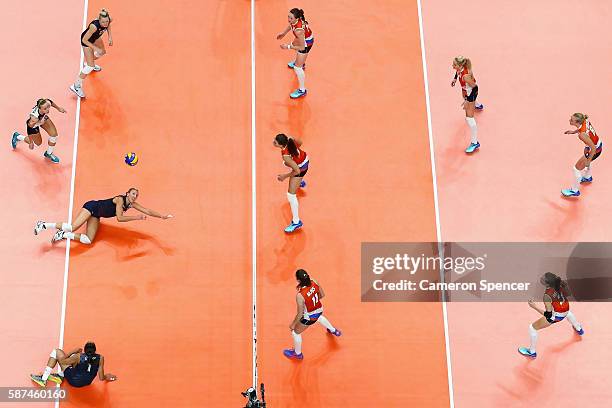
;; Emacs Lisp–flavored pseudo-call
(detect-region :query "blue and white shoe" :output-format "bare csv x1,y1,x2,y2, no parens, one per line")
580,176,593,183
290,89,307,99
284,220,303,233
287,61,306,69
283,349,303,360
11,132,19,149
574,326,584,336
300,180,306,188
44,151,60,163
465,142,480,154
518,347,537,358
475,103,484,110
34,221,46,235
561,188,580,197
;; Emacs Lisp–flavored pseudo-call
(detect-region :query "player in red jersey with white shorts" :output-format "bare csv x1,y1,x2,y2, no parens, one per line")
274,133,308,233
283,269,342,360
561,113,603,197
451,56,484,153
277,8,314,99
518,272,584,358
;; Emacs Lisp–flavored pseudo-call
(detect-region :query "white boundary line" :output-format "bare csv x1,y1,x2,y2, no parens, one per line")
55,1,88,406
250,0,259,390
416,1,455,407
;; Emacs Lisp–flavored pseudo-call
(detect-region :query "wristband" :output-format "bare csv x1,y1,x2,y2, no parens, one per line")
287,44,292,50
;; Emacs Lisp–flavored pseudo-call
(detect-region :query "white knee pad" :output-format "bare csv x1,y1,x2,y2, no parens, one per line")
50,349,57,359
94,50,103,58
81,64,94,75
61,223,72,232
80,235,92,244
48,136,57,145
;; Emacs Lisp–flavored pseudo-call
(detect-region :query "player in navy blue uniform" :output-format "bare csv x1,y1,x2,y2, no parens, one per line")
70,9,113,98
31,342,116,387
33,187,173,245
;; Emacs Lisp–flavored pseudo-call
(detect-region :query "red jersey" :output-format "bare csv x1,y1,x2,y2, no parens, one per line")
456,67,475,97
579,119,601,147
545,287,570,313
291,19,314,46
299,281,323,319
282,145,309,168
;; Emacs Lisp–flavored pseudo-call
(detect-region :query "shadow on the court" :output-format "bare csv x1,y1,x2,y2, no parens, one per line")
10,148,70,199
267,227,307,284
61,378,110,407
536,198,585,241
69,223,175,260
436,121,472,184
497,334,581,402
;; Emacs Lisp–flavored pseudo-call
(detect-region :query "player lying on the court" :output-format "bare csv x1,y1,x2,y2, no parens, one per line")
11,98,67,163
518,272,584,358
277,8,313,99
283,269,342,361
70,8,113,98
451,56,483,154
31,341,117,387
561,113,602,197
34,187,173,245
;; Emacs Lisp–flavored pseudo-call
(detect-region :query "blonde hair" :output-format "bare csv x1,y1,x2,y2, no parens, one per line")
99,8,111,20
454,56,472,70
572,113,588,124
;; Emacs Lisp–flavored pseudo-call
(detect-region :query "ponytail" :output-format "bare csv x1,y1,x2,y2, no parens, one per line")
290,8,307,24
275,133,299,156
84,341,97,356
453,56,472,70
36,98,49,108
543,272,567,301
295,269,312,289
99,8,111,20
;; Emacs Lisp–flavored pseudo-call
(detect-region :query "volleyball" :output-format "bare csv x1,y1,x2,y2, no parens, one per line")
124,152,138,166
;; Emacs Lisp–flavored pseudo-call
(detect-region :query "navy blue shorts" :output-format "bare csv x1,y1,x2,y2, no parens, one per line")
465,86,478,103
299,43,313,54
26,120,40,135
63,367,94,388
83,200,101,218
585,144,602,161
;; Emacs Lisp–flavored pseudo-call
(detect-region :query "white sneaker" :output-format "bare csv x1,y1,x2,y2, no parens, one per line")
69,84,85,98
93,65,102,72
34,221,46,235
51,230,65,244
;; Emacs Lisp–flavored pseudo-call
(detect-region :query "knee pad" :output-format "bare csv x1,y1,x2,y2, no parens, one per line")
81,64,94,75
48,136,57,145
94,50,104,58
61,223,72,232
80,235,92,244
50,349,57,359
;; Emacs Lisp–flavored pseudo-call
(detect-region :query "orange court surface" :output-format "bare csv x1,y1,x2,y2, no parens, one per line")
1,0,611,407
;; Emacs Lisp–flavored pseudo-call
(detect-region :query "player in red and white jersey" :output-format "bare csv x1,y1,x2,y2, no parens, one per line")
283,269,341,360
561,113,603,197
451,56,483,153
273,133,309,233
518,272,584,358
277,8,314,99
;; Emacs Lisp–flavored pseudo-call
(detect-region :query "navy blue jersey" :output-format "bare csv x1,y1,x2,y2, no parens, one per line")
64,353,100,387
81,20,107,44
83,195,130,218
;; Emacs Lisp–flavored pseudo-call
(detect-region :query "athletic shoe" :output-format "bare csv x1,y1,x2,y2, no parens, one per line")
34,221,46,235
30,374,46,387
465,142,480,153
93,65,102,72
475,103,484,110
284,220,303,233
287,61,306,69
580,176,593,183
44,151,60,163
327,328,342,337
574,326,585,336
51,230,65,244
283,349,303,360
300,180,306,188
11,132,19,149
290,89,307,99
47,373,63,384
517,347,537,358
561,188,580,197
69,84,85,98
